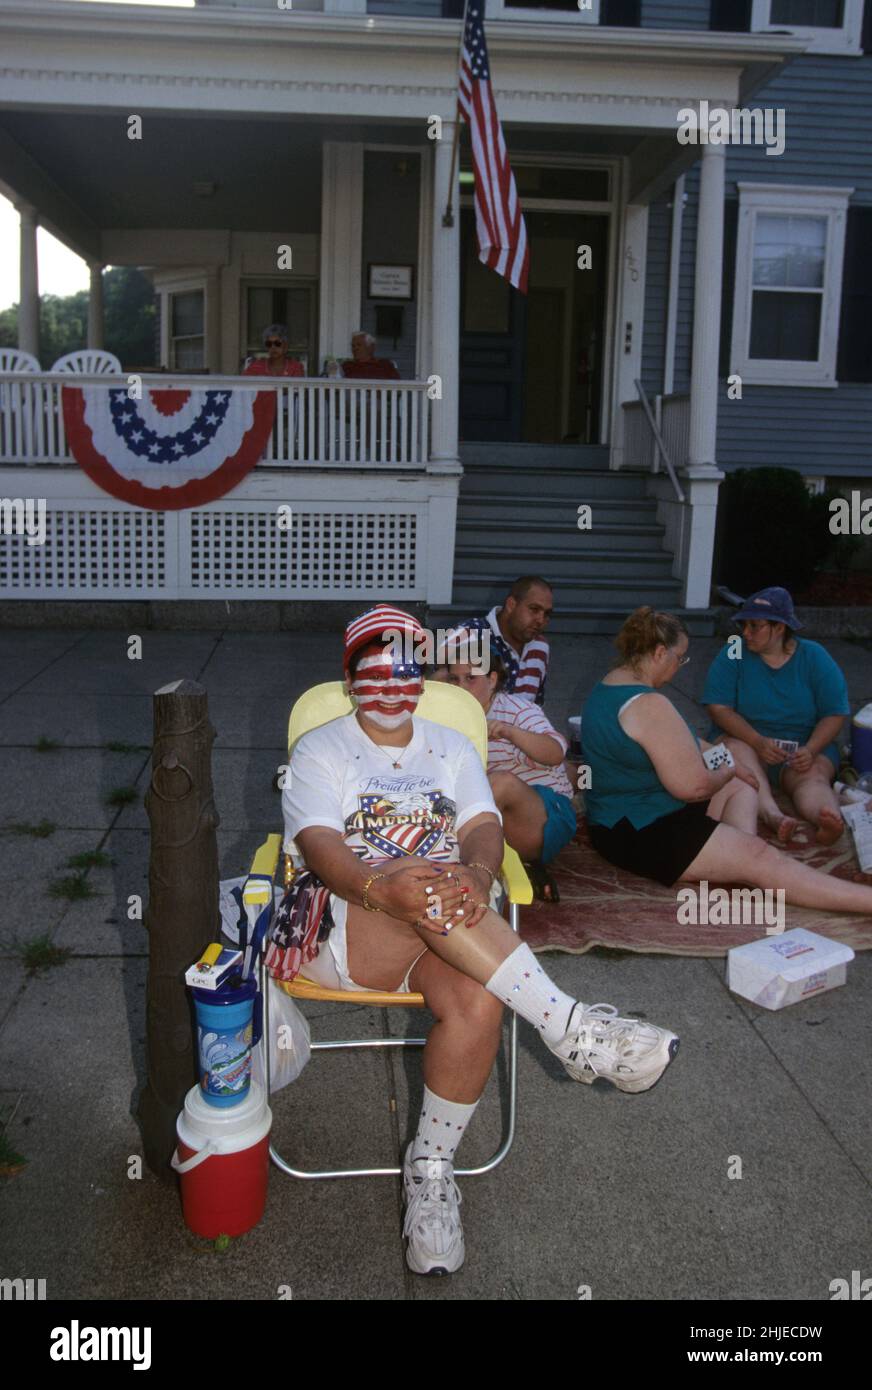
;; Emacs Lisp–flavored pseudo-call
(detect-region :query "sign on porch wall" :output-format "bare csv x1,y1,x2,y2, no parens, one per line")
61,385,276,510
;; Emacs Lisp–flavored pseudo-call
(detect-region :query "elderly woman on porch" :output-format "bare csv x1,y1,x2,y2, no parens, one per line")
703,587,850,847
265,604,679,1278
581,606,872,919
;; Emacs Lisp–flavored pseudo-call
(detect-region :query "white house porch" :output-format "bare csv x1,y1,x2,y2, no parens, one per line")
0,0,803,616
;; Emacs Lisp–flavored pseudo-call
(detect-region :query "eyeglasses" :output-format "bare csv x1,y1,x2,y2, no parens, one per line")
264,339,284,348
738,620,771,633
676,654,690,667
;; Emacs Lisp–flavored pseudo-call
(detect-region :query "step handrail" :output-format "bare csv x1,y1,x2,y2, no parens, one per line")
633,379,685,504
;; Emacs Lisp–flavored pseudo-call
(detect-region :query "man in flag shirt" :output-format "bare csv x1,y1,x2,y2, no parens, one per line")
458,1,529,293
266,603,679,1277
458,575,553,705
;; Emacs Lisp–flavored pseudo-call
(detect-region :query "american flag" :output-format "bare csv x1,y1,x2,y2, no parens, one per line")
458,2,529,294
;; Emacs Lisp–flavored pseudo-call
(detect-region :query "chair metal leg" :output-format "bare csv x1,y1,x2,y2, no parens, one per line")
262,898,521,1180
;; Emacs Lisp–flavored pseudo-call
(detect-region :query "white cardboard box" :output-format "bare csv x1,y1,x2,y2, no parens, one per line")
726,928,854,1011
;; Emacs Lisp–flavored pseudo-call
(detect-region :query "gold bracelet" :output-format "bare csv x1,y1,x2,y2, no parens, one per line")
464,861,497,887
361,872,387,912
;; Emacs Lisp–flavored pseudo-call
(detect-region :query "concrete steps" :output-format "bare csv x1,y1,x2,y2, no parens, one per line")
431,443,716,636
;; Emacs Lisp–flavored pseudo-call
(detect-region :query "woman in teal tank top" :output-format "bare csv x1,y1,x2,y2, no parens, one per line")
702,586,849,848
580,607,872,921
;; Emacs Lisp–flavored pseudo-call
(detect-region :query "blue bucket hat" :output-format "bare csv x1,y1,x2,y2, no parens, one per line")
733,586,803,631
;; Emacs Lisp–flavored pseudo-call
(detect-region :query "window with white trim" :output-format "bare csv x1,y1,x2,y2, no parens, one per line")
730,184,853,387
750,0,864,56
488,0,600,23
169,289,205,370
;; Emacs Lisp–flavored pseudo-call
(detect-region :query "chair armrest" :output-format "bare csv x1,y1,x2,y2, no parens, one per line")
244,833,282,905
500,845,534,906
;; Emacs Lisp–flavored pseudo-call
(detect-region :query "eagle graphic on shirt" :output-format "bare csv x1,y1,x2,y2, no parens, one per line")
344,790,456,861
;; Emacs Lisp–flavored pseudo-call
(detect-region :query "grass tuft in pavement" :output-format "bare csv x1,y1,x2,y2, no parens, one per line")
66,850,113,870
48,874,96,901
106,786,138,808
18,935,72,973
6,820,57,838
35,736,60,752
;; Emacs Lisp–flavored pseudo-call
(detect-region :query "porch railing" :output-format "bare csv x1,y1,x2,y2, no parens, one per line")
0,373,431,469
622,386,688,503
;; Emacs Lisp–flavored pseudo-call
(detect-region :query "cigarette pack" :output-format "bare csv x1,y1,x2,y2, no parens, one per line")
726,928,854,1011
185,946,243,991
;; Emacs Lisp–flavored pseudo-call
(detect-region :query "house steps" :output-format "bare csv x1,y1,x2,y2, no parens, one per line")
427,443,716,637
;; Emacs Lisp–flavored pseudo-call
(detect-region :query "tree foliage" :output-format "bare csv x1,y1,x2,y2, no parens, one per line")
0,266,156,369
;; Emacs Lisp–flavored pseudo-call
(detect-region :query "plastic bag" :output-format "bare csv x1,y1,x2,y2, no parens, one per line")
251,976,311,1094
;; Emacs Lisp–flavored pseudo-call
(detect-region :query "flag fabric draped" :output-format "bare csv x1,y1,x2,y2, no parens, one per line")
457,2,529,294
62,384,276,510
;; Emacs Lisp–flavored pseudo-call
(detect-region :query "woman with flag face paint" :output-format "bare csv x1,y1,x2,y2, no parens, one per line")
266,604,679,1277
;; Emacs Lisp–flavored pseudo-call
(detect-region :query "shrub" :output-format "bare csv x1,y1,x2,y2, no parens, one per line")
714,468,838,597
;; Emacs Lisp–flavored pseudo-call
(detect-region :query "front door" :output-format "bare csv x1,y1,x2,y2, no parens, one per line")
458,208,527,441
459,207,609,444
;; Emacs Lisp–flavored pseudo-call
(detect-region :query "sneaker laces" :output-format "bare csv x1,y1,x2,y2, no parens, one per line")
567,1002,654,1075
403,1160,463,1245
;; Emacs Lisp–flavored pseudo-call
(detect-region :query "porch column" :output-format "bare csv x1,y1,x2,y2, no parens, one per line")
687,143,725,469
681,142,726,608
87,261,104,349
428,122,461,474
17,203,39,359
318,142,363,365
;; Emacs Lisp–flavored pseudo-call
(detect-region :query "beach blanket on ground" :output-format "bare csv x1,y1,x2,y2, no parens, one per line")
520,817,872,959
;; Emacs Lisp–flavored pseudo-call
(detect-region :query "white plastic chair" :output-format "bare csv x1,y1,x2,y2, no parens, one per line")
0,349,40,374
51,349,121,374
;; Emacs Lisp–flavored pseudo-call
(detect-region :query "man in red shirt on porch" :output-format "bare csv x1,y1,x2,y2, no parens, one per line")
341,330,400,380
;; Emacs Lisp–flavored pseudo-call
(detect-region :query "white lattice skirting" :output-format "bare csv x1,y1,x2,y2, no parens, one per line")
0,473,459,603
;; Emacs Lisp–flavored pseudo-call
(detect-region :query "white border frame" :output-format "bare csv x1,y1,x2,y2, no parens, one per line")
750,0,864,57
730,182,853,388
159,277,207,372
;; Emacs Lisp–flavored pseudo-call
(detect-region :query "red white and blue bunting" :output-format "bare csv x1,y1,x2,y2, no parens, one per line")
62,385,277,510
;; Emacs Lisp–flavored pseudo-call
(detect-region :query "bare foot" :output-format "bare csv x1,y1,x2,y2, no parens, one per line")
815,807,845,847
776,816,800,844
761,811,800,844
853,871,872,886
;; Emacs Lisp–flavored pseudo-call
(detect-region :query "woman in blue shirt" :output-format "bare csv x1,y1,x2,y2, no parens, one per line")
703,588,849,847
582,606,872,918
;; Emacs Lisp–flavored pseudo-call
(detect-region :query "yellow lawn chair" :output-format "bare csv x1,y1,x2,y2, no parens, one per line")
246,680,533,1181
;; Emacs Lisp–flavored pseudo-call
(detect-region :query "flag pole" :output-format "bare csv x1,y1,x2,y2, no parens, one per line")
442,0,471,228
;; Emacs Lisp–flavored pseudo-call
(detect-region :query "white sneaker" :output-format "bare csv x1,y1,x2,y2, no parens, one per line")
551,1002,679,1094
402,1145,465,1276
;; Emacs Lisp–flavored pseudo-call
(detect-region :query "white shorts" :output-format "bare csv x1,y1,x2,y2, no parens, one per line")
301,895,427,994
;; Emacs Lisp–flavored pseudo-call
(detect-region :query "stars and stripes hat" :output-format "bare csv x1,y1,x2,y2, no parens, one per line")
343,604,427,672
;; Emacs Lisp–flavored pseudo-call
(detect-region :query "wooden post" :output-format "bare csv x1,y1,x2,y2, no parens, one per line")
138,679,220,1179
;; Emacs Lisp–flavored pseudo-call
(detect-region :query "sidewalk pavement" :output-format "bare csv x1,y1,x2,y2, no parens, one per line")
0,626,870,1301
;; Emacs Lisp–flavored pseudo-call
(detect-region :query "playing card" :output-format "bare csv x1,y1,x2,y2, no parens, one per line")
703,742,735,771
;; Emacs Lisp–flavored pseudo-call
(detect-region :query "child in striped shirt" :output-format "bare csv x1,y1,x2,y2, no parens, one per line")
433,650,577,900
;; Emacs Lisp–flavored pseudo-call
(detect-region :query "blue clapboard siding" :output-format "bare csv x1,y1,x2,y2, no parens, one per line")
716,388,872,477
641,195,671,393
639,0,710,27
722,55,872,203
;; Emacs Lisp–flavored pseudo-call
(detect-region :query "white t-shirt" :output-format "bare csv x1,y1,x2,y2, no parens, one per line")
283,713,500,866
487,691,574,799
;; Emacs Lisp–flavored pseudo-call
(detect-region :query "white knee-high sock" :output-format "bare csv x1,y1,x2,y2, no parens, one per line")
484,942,576,1047
409,1085,478,1167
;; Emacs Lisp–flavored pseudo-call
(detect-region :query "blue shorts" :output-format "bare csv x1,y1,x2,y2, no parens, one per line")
532,785,577,863
766,742,841,790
